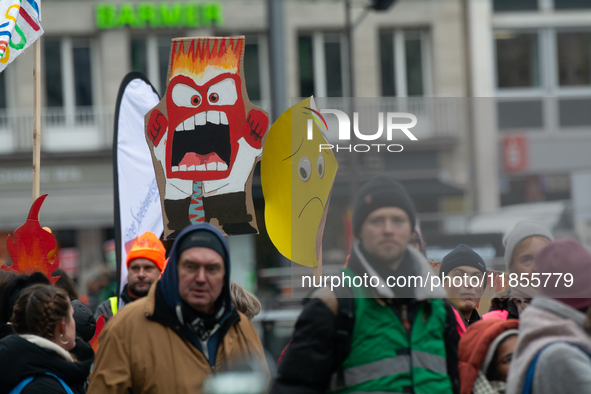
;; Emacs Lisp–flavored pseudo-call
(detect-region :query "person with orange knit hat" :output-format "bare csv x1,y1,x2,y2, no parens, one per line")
95,232,166,323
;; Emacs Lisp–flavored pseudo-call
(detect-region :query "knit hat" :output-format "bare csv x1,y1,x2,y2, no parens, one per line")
352,175,416,237
177,229,228,263
440,244,487,278
71,300,96,342
126,231,167,272
535,239,591,309
503,221,554,271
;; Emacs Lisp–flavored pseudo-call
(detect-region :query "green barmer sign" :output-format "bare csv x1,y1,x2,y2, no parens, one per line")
96,2,223,29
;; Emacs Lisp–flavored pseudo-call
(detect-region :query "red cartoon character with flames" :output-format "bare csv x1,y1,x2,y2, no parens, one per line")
145,37,269,239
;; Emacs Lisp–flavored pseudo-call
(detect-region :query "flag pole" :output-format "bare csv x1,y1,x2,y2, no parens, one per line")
32,38,41,200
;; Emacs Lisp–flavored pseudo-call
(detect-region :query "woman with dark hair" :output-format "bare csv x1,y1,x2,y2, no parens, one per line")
0,272,51,339
0,284,92,394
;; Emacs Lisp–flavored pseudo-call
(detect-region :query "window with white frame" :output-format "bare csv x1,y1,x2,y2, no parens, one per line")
242,35,271,110
130,35,186,97
494,0,591,11
130,35,173,96
44,38,95,113
495,28,591,131
298,32,349,98
554,0,591,9
379,29,431,97
556,31,590,86
495,31,540,89
131,34,270,110
494,0,538,12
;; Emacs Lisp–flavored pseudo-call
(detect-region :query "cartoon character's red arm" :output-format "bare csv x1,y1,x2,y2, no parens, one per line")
147,109,168,147
242,109,269,149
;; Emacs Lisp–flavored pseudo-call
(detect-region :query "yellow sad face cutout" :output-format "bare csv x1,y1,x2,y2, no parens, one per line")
261,97,338,267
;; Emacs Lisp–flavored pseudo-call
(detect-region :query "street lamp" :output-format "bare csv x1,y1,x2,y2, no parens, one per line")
345,0,399,197
346,0,399,97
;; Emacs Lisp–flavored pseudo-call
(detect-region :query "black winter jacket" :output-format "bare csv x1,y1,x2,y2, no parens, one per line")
0,335,91,394
270,245,461,394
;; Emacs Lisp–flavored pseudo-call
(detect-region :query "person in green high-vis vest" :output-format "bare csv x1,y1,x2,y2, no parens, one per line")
94,232,167,323
271,175,461,394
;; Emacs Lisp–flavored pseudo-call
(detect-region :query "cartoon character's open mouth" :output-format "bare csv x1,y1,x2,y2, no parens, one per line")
171,110,231,172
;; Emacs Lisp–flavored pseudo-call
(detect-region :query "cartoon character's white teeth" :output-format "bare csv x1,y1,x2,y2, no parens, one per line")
172,162,228,172
176,111,229,131
207,111,220,125
195,112,206,126
183,116,194,130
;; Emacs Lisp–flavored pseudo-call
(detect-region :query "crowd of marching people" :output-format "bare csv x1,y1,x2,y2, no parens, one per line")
1,174,591,393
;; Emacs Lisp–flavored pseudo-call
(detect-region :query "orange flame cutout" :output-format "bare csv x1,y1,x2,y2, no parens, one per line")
90,314,105,354
170,37,244,84
3,195,60,284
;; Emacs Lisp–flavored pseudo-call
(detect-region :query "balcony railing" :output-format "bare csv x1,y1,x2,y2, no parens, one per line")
0,106,115,153
0,99,464,154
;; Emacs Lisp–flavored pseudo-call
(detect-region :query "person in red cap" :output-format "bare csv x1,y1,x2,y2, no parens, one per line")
95,231,166,323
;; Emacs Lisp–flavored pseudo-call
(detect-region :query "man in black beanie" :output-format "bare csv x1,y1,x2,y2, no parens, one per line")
272,175,461,394
440,244,487,330
349,176,420,296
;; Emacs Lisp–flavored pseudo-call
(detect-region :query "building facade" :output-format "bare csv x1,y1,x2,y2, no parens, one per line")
5,0,587,293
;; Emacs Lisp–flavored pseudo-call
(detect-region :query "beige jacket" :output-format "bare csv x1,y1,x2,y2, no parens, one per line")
88,281,268,394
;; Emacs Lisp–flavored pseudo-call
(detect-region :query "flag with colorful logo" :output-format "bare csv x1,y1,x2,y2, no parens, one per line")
0,0,42,73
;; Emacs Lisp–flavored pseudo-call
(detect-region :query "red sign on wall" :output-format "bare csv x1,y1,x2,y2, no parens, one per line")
503,135,528,173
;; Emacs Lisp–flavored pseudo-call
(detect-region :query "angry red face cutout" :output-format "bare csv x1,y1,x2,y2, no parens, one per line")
165,73,243,181
145,37,269,239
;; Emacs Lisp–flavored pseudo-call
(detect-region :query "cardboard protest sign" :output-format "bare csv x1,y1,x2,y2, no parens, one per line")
261,97,338,267
145,36,269,239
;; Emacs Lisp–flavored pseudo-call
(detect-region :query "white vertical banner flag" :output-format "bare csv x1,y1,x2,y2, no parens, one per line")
0,0,43,72
113,72,163,294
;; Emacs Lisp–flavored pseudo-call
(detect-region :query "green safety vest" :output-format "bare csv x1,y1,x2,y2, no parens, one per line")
331,268,453,394
109,296,119,315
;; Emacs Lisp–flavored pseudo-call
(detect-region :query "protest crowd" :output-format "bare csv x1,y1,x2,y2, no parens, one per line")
1,174,590,394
